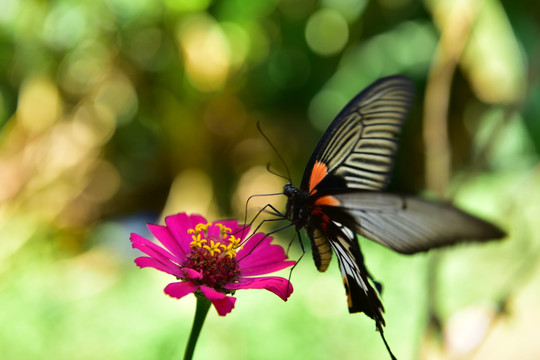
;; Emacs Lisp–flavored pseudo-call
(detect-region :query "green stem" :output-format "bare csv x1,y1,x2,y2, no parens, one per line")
184,295,211,360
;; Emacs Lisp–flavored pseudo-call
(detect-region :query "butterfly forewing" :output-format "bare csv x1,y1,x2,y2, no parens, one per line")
301,75,415,192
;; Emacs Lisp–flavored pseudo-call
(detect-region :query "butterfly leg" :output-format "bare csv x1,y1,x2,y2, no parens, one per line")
242,202,285,230
282,231,307,299
236,222,294,261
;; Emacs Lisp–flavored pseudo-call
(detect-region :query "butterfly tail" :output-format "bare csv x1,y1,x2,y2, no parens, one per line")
316,223,385,322
324,223,397,359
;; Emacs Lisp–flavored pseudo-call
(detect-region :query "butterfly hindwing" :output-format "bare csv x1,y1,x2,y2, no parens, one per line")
308,221,385,324
320,191,505,254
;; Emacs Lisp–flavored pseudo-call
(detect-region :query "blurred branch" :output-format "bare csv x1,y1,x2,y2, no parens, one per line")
421,0,479,355
423,3,476,196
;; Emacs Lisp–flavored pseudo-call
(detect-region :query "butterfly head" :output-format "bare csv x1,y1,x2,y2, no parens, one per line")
283,183,296,197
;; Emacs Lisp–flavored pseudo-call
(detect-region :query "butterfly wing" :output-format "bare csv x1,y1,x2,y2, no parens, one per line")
287,75,501,359
308,222,385,321
301,75,415,194
320,191,505,254
308,221,398,358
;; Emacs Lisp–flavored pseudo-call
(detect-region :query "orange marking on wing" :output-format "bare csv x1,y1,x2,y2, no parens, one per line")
314,195,340,207
309,161,328,194
343,276,353,308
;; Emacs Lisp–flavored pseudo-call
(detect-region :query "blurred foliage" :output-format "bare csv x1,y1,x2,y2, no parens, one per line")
1,0,540,359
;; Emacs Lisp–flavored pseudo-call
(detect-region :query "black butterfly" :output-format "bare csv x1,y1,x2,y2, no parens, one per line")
281,75,505,359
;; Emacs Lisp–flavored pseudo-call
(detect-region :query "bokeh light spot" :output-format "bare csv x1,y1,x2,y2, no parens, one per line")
233,166,285,217
72,102,116,148
60,41,110,95
94,74,138,125
164,0,211,12
177,14,230,93
161,169,215,219
221,21,250,69
17,77,61,134
461,0,526,103
321,0,368,23
305,9,349,56
84,161,121,203
43,4,87,49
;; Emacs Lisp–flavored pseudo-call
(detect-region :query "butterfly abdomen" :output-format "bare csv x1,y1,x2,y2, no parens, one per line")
310,228,332,272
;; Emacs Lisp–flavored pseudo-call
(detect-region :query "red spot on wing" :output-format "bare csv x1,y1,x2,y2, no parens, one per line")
311,208,330,230
311,196,340,231
309,161,328,194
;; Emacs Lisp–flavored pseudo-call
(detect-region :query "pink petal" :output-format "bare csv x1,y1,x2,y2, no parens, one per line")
134,256,182,277
148,224,186,261
225,277,293,301
206,223,222,239
180,268,203,280
216,219,239,231
237,233,295,276
199,286,236,316
232,227,251,243
130,233,178,266
186,214,208,228
165,213,207,255
240,260,296,277
215,219,246,239
238,232,274,258
164,281,199,299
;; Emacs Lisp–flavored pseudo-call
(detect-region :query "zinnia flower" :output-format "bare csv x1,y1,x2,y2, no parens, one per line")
130,213,295,316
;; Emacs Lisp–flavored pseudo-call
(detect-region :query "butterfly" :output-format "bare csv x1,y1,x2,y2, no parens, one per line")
281,75,505,359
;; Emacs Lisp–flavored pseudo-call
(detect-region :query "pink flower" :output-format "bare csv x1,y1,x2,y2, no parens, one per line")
130,213,295,316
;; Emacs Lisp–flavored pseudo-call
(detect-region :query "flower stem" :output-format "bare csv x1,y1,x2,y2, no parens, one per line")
184,295,211,360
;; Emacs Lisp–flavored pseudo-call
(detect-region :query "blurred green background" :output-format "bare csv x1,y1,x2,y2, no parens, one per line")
1,0,539,359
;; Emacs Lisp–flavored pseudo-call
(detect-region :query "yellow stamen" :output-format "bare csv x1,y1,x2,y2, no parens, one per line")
190,233,207,248
229,235,243,249
195,223,207,233
216,223,232,238
203,240,222,256
221,235,243,258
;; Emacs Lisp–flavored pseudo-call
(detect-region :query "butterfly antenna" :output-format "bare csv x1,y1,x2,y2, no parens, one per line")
266,163,290,181
257,121,292,183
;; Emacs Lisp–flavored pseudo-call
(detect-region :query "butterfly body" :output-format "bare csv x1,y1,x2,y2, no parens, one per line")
283,183,310,229
281,75,505,358
284,181,386,316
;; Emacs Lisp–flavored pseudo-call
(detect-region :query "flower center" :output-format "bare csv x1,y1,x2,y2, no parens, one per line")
183,223,242,291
